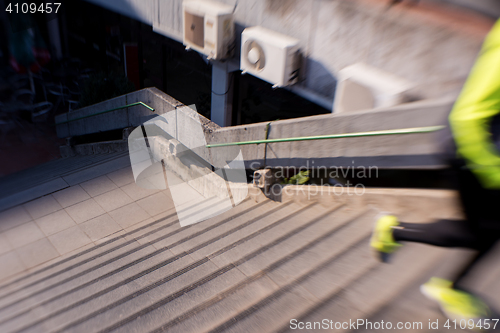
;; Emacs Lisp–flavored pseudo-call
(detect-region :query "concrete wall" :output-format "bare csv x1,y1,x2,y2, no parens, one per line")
438,0,500,17
55,88,168,138
57,88,453,170
208,98,454,169
84,0,155,24
84,0,494,105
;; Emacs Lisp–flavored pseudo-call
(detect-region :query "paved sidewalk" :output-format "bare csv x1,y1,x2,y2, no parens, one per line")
0,165,175,282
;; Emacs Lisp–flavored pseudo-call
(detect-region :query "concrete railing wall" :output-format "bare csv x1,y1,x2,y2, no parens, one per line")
56,88,183,138
56,88,453,169
208,98,453,169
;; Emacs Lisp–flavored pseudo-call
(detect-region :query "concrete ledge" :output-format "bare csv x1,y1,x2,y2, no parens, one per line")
58,87,455,169
60,140,129,158
55,88,178,139
279,184,463,223
146,136,248,202
0,178,69,212
209,98,454,169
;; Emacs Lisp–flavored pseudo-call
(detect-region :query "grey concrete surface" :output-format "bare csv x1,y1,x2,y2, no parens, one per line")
0,151,496,333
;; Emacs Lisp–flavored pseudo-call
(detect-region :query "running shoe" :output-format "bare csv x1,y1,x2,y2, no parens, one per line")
421,277,491,323
370,214,401,262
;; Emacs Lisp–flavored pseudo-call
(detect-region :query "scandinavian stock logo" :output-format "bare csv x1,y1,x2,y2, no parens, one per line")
128,105,248,227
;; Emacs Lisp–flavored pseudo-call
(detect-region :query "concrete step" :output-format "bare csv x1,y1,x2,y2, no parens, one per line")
1,147,495,333
126,205,362,333
0,198,264,308
3,198,324,330
0,191,491,333
0,198,288,330
272,244,451,333
214,242,376,333
59,139,129,158
0,204,179,300
0,203,179,297
155,208,452,333
355,245,500,333
24,202,330,333
170,208,376,333
353,268,456,333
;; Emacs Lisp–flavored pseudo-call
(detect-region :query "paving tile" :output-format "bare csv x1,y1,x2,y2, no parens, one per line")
15,238,60,269
23,195,62,220
166,181,202,207
65,198,106,224
161,188,174,200
80,175,118,197
48,225,93,255
0,251,26,281
0,205,32,232
144,169,168,189
108,202,150,229
120,182,159,201
94,188,133,212
79,214,123,242
4,221,45,249
28,242,96,272
136,192,174,217
63,155,131,186
35,210,76,236
51,185,90,208
0,232,13,255
107,167,135,187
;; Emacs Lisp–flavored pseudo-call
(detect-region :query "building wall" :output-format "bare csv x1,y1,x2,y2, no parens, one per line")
84,0,156,24
438,0,500,17
84,0,495,104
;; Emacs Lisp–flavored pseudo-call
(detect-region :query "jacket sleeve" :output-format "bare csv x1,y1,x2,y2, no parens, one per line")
449,19,500,189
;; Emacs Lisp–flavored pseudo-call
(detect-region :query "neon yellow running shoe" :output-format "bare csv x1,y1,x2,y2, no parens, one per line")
421,277,491,322
370,214,402,262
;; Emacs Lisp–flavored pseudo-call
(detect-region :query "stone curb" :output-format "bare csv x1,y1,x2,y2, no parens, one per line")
272,184,463,223
60,140,128,158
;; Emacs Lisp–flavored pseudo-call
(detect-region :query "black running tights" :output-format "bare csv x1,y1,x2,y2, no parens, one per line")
392,165,500,286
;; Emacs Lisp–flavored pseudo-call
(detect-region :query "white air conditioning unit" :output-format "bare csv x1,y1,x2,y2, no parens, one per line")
334,63,413,113
240,26,301,88
183,0,235,60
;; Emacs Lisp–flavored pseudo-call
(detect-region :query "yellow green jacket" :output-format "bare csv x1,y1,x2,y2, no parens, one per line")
450,19,500,189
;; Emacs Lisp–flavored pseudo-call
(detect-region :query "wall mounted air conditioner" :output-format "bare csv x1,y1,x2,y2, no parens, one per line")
183,0,235,60
334,63,413,113
240,26,301,88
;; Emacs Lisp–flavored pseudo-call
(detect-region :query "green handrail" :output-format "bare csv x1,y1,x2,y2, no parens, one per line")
205,125,445,148
54,102,155,126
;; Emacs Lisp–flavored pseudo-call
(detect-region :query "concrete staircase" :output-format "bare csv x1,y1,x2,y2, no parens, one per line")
1,152,499,333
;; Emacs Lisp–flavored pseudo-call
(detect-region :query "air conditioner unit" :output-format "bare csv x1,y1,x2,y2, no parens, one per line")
240,26,301,88
183,0,235,60
334,63,413,113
